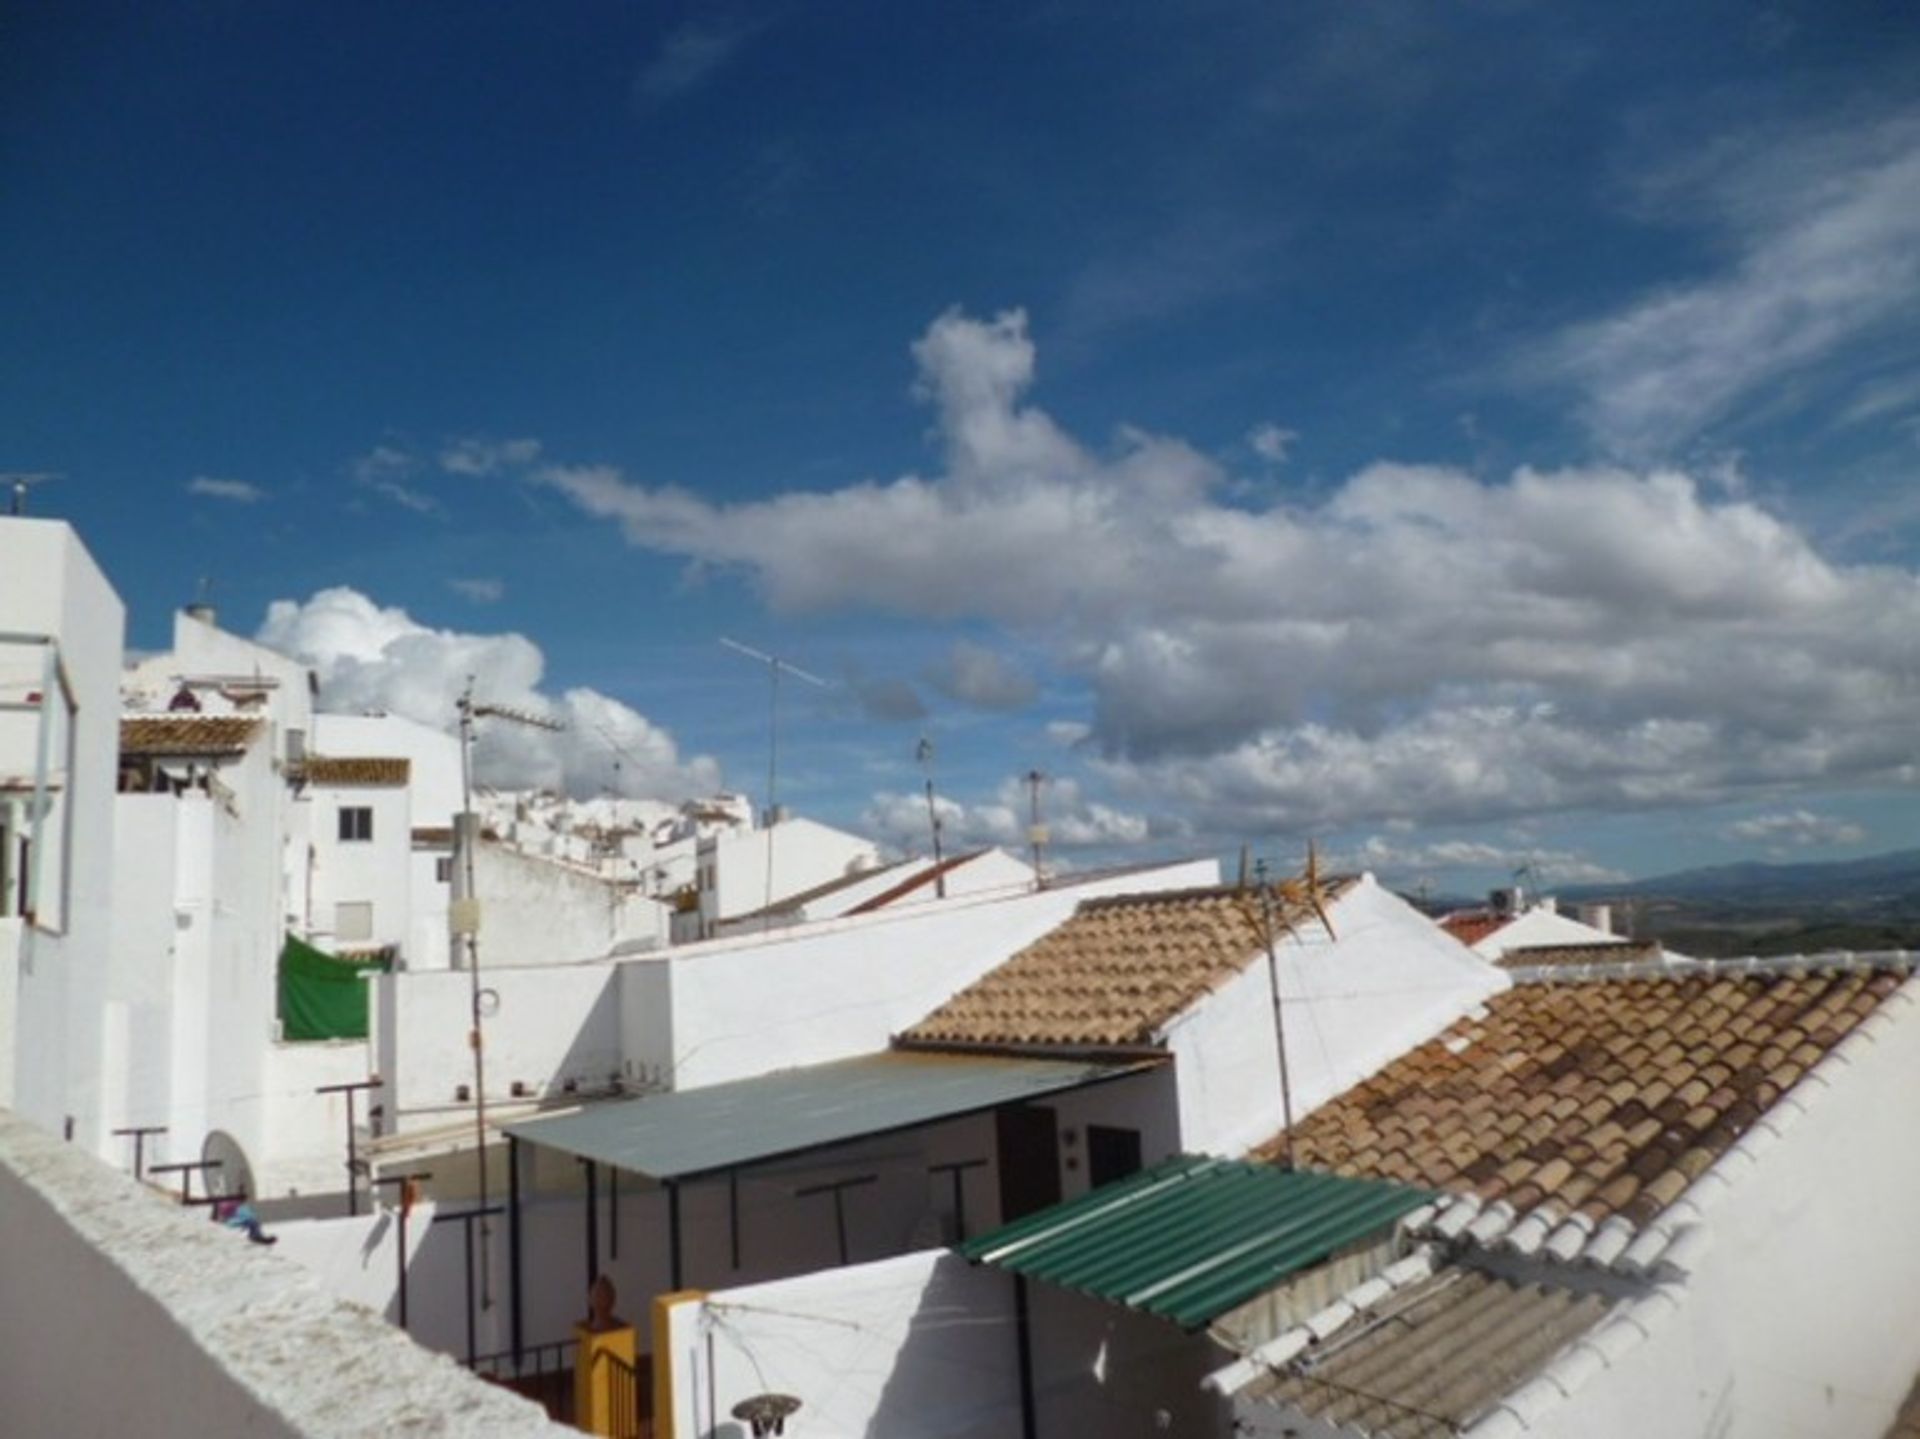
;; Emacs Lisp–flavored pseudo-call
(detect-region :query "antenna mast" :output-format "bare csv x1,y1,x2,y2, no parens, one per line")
720,638,829,925
2,472,61,517
1255,858,1298,1170
916,736,946,896
454,679,564,1309
1024,769,1048,888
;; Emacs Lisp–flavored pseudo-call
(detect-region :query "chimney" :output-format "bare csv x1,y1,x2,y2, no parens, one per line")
184,602,218,628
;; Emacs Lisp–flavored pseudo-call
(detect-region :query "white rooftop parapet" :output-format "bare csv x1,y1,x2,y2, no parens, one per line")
0,1108,572,1438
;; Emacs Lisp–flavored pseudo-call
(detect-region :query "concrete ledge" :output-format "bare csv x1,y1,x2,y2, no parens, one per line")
0,1109,571,1437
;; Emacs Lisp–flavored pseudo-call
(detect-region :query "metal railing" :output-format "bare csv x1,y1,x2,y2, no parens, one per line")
469,1338,577,1423
596,1347,645,1439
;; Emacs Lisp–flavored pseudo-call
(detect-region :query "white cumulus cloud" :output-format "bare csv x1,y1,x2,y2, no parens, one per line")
863,774,1153,856
256,588,719,800
1723,809,1867,848
537,306,1920,841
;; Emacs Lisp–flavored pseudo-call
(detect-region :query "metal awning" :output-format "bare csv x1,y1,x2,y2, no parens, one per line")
503,1049,1158,1183
958,1155,1434,1331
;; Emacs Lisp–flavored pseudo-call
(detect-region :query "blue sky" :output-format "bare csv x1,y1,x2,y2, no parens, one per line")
6,3,1919,892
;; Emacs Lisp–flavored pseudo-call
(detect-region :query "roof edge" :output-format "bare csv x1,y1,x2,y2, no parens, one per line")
1507,948,1919,986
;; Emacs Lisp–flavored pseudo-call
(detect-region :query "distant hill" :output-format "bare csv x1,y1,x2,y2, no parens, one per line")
1556,847,1920,956
1562,847,1920,909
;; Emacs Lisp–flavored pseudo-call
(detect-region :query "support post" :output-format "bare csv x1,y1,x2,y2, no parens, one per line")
1015,1273,1038,1439
584,1158,600,1294
667,1180,683,1291
508,1135,524,1367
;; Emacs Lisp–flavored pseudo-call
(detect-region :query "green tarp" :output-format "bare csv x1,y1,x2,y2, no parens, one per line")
277,934,389,1041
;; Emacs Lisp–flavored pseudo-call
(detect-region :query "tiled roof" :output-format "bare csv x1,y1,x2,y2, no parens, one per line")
1440,912,1505,947
1258,959,1913,1226
1243,1268,1611,1439
902,881,1352,1050
1497,939,1660,970
120,715,260,757
305,756,410,786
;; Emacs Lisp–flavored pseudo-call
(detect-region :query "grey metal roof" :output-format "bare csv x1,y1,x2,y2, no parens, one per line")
1244,1268,1611,1437
959,1156,1434,1331
503,1050,1155,1182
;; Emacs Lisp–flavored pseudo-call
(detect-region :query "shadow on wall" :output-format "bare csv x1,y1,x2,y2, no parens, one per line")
1027,1283,1232,1439
865,1258,1024,1439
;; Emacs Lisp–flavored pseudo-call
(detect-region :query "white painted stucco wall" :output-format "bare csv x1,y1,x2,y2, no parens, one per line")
0,1106,572,1437
1162,875,1507,1157
307,779,412,952
662,1249,1023,1439
0,518,124,1150
1471,906,1629,958
630,857,1221,1093
472,840,668,966
371,963,622,1125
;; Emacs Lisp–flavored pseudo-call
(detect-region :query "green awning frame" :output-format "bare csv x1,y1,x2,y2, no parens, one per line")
505,1050,1160,1183
959,1155,1435,1331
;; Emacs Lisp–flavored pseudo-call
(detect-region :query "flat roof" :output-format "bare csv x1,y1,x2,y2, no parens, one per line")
959,1155,1434,1331
503,1049,1157,1182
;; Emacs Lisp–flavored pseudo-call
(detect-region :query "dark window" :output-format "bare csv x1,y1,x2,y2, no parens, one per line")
338,806,373,842
1087,1125,1144,1188
435,856,453,883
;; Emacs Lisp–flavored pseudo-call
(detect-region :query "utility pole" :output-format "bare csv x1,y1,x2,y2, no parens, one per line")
719,639,828,923
916,736,946,896
1024,769,1048,887
454,680,563,1310
1255,859,1298,1171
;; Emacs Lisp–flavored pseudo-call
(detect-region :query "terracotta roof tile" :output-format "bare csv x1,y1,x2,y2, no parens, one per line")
1499,939,1661,970
1257,963,1911,1225
902,881,1354,1049
304,756,410,786
1440,911,1506,946
120,715,260,757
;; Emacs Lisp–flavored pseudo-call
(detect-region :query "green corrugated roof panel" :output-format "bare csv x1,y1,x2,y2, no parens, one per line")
958,1155,1434,1331
503,1050,1157,1182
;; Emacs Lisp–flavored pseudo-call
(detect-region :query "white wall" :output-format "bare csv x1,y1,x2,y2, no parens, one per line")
0,1107,570,1437
1162,875,1506,1157
632,858,1221,1092
314,712,464,821
0,518,125,1151
702,816,880,928
1516,982,1920,1439
308,781,412,952
1473,906,1630,958
663,1250,1023,1439
662,1247,1232,1439
473,841,667,967
371,964,622,1126
260,1038,376,1196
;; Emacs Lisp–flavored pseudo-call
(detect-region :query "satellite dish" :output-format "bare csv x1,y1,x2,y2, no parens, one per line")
201,1130,255,1201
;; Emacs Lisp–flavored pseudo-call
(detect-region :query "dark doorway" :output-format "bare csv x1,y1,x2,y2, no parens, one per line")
1087,1125,1144,1188
995,1105,1061,1222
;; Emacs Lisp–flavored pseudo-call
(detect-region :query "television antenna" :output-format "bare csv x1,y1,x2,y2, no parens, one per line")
916,736,947,896
3,472,61,516
453,679,563,1310
1024,769,1048,886
719,638,829,924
